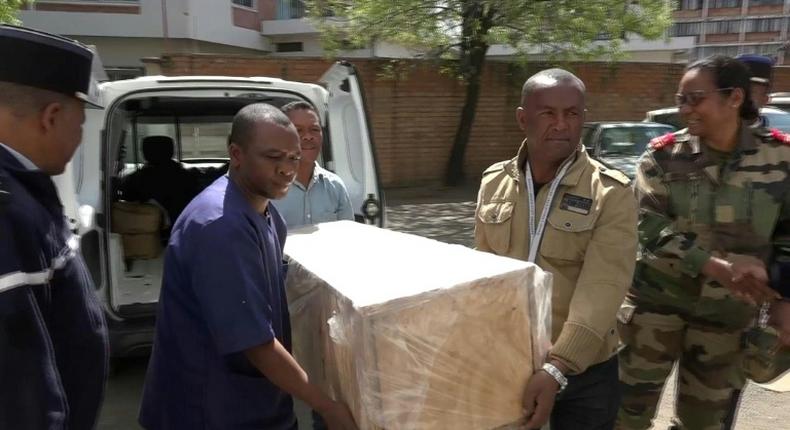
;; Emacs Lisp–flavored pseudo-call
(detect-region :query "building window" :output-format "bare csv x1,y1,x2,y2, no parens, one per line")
745,17,782,32
677,0,702,10
754,44,781,55
709,0,741,7
749,0,783,5
706,19,742,34
671,21,702,36
276,0,306,19
232,0,256,9
699,45,741,57
276,42,303,52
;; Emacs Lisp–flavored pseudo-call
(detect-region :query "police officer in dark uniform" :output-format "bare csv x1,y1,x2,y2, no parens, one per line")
723,53,789,430
736,53,775,125
0,25,108,429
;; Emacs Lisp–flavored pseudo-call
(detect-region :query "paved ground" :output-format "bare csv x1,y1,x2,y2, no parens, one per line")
99,186,790,429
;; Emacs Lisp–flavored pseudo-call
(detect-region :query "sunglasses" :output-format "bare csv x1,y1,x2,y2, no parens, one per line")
674,87,734,107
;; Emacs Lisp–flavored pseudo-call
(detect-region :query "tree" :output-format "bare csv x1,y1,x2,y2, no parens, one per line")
306,0,672,185
1,0,29,25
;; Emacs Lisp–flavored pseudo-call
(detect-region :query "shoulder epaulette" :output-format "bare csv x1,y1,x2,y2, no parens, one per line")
649,132,677,150
482,161,507,176
769,128,790,146
600,167,630,186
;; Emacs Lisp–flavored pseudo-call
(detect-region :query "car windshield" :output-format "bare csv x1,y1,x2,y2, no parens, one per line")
599,126,675,156
764,110,790,132
649,112,683,129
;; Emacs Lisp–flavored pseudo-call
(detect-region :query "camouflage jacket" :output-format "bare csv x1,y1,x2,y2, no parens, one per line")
634,124,790,305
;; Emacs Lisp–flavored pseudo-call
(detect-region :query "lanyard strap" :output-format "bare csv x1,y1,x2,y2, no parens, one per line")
525,157,573,263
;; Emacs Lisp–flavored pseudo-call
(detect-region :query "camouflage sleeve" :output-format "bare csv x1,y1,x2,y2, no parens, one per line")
772,190,790,297
635,151,711,277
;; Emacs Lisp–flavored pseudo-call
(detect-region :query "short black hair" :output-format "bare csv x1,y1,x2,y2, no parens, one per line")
521,68,586,107
686,55,759,121
280,100,317,116
0,81,72,116
229,103,293,147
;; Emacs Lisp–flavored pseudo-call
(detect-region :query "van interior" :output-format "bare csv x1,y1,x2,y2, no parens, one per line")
105,92,310,319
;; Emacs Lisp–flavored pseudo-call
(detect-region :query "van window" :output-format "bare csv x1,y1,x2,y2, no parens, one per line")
180,120,233,160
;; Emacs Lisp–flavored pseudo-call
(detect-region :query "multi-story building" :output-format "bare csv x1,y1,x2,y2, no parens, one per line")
671,0,790,63
25,0,778,80
18,0,410,79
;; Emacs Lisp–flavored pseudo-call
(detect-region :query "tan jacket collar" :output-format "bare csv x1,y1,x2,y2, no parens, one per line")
506,138,589,187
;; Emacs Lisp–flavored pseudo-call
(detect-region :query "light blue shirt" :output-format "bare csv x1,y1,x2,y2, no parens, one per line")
0,142,38,171
274,163,354,229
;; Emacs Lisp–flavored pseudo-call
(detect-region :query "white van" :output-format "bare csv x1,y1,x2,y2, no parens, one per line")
53,61,384,358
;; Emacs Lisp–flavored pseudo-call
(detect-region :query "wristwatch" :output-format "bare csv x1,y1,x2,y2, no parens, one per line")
541,362,568,393
758,301,772,329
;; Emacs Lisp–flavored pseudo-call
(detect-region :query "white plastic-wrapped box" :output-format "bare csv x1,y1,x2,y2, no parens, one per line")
285,221,552,430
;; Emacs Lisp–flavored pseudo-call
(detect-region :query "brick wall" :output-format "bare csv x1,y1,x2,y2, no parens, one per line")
151,54,788,187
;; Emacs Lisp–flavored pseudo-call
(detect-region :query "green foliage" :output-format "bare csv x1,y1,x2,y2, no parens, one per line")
306,0,672,75
305,0,673,184
1,0,30,25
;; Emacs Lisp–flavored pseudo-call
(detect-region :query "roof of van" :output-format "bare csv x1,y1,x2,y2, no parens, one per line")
96,75,327,109
99,75,326,90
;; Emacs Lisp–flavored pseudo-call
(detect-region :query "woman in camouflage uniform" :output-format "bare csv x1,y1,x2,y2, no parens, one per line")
617,55,790,430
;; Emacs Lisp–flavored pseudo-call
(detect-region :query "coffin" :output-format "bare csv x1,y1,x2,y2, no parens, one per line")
285,221,551,430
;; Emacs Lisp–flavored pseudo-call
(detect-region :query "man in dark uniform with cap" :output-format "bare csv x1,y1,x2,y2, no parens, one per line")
736,54,775,124
0,25,108,429
723,53,789,430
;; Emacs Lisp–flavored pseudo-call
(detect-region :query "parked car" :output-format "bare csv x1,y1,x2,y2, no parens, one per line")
51,61,384,359
769,92,790,112
645,105,790,132
583,121,677,178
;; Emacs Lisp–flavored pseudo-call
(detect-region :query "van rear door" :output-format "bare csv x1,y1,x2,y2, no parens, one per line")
319,61,384,226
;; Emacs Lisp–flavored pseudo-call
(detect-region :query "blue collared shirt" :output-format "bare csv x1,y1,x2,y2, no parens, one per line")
274,163,354,229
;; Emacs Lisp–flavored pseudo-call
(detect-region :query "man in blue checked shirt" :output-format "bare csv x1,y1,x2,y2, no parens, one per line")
274,101,354,228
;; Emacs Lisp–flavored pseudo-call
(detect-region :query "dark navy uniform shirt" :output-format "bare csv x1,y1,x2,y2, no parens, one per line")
139,175,296,430
0,145,108,429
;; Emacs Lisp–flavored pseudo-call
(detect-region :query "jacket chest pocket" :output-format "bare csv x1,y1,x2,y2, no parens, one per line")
665,172,706,223
746,184,782,239
539,208,595,262
477,201,514,255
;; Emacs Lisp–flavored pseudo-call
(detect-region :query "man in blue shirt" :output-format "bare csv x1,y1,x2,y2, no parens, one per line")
139,103,357,430
0,25,108,429
274,101,354,228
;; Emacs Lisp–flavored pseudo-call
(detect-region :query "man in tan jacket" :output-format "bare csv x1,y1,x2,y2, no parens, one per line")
475,68,638,430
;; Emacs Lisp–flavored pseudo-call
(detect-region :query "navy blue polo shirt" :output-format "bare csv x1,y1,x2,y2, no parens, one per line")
139,175,296,430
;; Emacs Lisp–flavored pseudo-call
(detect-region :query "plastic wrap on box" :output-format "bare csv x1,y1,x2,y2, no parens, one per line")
285,221,552,429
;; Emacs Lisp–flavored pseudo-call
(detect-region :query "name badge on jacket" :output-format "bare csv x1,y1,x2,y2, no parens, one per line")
560,193,592,215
